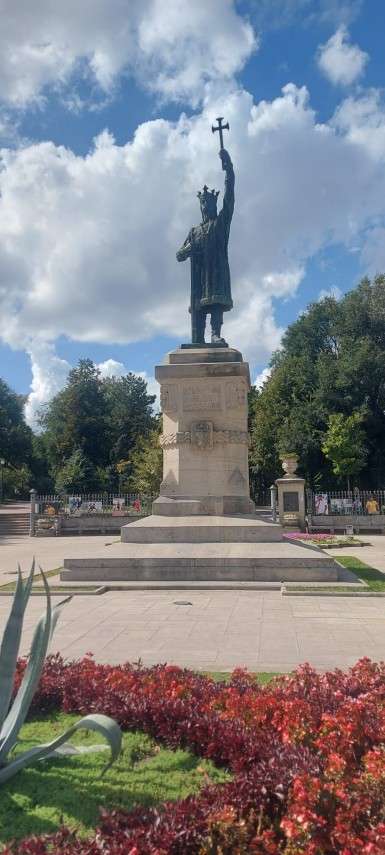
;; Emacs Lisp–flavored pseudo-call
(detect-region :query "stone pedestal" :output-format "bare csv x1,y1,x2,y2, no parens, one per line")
61,347,339,584
152,346,254,516
275,476,306,532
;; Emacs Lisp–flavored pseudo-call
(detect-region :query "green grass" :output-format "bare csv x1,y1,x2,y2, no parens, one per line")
0,712,230,845
286,557,385,593
0,568,103,595
202,671,277,684
0,567,61,593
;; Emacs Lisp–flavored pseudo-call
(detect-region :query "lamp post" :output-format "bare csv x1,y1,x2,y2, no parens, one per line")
0,459,4,506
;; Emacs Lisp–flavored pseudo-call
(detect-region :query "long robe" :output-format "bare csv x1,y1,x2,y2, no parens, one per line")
176,164,234,313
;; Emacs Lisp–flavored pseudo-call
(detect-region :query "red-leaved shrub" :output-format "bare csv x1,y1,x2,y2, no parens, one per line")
5,655,385,854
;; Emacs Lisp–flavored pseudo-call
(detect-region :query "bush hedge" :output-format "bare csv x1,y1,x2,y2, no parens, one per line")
3,655,385,854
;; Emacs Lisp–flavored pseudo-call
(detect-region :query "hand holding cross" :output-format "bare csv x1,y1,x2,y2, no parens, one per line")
212,117,229,169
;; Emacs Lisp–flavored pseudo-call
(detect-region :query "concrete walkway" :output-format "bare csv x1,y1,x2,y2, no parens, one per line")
0,530,384,672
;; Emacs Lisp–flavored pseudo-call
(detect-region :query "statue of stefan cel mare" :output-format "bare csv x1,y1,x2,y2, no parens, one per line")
176,117,234,347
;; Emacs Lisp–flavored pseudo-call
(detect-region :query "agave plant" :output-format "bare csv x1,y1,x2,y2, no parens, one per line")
0,561,122,784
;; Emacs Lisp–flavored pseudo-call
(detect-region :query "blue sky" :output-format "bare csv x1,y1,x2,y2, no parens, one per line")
1,0,385,426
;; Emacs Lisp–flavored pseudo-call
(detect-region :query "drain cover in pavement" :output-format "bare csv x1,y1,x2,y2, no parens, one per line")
173,601,193,606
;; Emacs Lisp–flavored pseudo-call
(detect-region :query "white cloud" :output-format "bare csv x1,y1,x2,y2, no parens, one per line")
254,367,272,390
97,359,128,380
332,90,385,158
317,26,368,86
24,341,71,428
0,0,256,110
318,284,342,301
2,81,385,424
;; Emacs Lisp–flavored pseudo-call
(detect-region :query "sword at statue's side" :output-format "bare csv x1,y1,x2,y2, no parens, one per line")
212,117,229,169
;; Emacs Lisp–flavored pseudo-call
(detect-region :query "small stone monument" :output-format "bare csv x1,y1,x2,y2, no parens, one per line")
275,454,306,532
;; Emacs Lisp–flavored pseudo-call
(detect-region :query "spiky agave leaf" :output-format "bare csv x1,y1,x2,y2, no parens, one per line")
0,714,122,784
0,563,122,786
0,563,35,733
0,568,71,763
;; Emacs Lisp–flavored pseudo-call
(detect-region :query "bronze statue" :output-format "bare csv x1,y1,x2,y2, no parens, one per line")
176,118,234,346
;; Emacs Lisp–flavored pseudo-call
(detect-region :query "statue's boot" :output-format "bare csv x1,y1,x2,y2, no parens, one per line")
211,308,228,346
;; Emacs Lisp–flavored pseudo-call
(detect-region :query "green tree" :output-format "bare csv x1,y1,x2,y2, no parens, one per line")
249,274,385,489
38,362,157,489
54,448,96,493
0,379,33,466
38,359,109,472
103,374,156,464
129,427,162,494
322,412,368,491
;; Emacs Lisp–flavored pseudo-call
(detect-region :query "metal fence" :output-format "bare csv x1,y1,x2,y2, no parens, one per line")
307,489,385,516
251,489,272,508
36,492,157,519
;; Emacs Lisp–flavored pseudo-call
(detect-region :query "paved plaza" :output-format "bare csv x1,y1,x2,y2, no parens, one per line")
0,525,385,672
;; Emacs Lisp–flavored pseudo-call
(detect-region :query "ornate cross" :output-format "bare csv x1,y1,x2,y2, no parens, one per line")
212,116,229,149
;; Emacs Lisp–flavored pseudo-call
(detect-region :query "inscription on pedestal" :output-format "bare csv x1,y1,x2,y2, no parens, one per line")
183,385,221,411
283,492,299,512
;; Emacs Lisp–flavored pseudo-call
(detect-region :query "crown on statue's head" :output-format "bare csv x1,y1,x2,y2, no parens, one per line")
197,185,220,203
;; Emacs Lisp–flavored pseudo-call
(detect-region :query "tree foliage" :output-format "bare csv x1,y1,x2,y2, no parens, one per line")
37,360,157,491
128,425,163,494
250,274,385,490
0,380,33,466
322,412,368,490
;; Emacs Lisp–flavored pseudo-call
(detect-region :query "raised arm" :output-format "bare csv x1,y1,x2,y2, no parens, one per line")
219,149,234,221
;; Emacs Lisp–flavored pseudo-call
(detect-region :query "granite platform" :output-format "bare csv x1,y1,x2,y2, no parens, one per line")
61,514,338,584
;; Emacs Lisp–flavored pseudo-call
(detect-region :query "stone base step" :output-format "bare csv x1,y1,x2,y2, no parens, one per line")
44,580,283,591
0,513,30,536
62,556,338,584
121,514,282,544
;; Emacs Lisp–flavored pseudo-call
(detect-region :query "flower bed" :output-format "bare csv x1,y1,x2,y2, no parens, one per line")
285,532,362,546
5,655,385,854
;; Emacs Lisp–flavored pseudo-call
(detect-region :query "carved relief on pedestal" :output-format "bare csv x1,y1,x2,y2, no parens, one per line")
215,430,250,445
160,384,178,412
159,431,191,447
161,469,178,488
191,420,213,450
159,427,249,448
228,467,247,486
183,385,221,411
225,380,246,408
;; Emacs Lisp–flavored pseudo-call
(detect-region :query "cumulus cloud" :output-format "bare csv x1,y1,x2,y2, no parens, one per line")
24,342,71,428
0,0,256,110
254,367,272,390
318,284,342,301
2,79,385,425
317,26,368,86
332,90,385,158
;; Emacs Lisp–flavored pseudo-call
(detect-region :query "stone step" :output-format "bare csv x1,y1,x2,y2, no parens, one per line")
41,580,283,591
121,514,282,544
0,513,30,536
62,554,338,583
